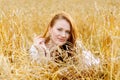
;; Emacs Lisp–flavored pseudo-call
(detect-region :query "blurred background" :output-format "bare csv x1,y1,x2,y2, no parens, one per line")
0,0,120,79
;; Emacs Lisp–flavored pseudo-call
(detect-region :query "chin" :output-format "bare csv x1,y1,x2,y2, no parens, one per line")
57,42,66,46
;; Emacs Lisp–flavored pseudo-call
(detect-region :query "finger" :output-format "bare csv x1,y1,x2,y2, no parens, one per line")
33,33,37,38
39,39,45,44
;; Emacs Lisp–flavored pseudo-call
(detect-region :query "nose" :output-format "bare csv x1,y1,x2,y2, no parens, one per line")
61,32,66,37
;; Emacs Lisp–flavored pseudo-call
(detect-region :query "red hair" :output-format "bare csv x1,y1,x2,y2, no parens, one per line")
42,11,78,47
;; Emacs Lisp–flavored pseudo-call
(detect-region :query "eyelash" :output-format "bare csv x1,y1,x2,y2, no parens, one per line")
66,31,70,34
57,28,62,31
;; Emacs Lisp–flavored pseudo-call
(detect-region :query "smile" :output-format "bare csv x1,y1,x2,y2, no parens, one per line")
58,38,66,42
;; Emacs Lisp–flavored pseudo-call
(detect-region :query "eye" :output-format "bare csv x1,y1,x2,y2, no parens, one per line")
66,31,70,34
57,28,62,31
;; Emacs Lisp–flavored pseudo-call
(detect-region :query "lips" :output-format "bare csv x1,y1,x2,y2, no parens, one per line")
58,38,66,42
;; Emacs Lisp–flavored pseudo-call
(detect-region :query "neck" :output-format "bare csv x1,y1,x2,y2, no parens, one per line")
46,40,57,50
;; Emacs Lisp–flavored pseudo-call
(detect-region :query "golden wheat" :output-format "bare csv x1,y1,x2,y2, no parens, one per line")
0,0,120,80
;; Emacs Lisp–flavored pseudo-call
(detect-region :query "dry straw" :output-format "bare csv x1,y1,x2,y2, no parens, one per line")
0,0,120,80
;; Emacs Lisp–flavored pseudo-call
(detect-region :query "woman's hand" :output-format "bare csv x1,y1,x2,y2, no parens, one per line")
33,36,46,50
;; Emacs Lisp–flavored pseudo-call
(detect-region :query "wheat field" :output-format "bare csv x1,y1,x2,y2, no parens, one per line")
0,0,120,80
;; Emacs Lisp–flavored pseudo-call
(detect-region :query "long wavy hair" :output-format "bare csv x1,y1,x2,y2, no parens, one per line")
42,11,78,48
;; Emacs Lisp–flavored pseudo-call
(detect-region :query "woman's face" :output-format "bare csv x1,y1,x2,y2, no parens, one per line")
49,19,71,46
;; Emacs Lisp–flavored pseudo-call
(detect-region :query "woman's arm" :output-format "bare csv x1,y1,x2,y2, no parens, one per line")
29,36,50,63
76,40,100,67
29,45,41,62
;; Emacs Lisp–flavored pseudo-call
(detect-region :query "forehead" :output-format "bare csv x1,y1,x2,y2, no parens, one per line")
53,19,70,30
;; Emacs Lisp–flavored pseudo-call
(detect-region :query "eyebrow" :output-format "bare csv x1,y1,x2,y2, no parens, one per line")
57,27,70,31
65,28,70,31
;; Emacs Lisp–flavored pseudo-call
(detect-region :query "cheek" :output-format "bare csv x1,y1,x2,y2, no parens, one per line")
50,29,58,39
67,34,70,38
66,34,70,40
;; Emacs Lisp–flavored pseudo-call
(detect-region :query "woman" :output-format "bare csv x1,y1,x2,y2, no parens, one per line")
29,11,100,67
30,12,77,63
